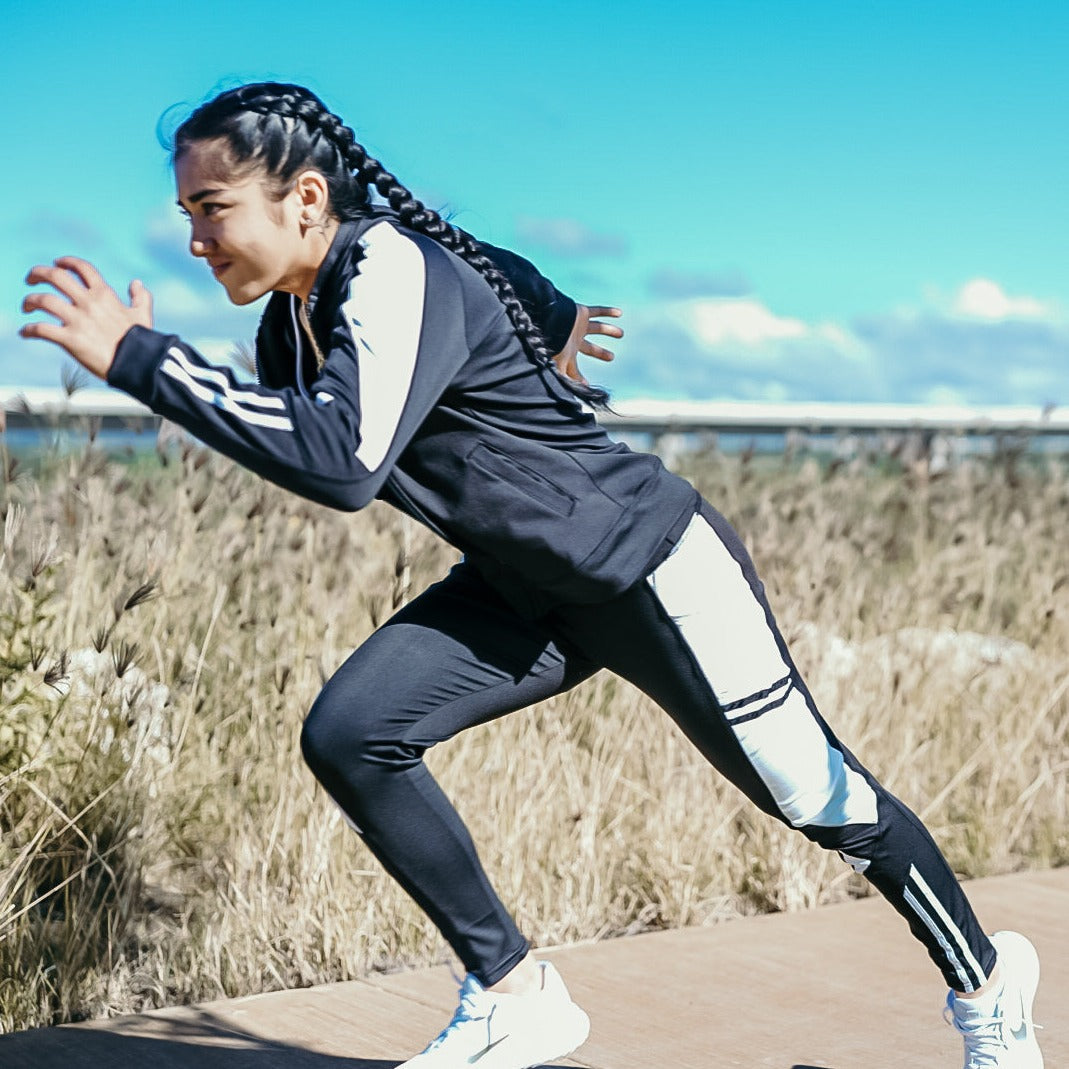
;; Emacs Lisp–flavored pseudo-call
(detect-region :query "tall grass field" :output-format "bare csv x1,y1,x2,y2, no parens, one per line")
1,432,1067,1032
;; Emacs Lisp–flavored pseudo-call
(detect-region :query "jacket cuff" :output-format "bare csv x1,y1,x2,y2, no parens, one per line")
107,325,172,404
541,294,578,355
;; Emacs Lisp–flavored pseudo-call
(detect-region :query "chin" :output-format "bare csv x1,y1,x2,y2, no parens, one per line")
226,281,271,307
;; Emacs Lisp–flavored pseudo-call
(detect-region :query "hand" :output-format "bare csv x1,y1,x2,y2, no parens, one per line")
552,304,623,384
20,257,154,380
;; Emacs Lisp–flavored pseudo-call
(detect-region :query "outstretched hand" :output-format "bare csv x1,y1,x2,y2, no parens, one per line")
552,304,623,385
20,257,154,380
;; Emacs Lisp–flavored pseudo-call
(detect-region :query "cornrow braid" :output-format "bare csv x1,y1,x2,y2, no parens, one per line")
172,82,610,409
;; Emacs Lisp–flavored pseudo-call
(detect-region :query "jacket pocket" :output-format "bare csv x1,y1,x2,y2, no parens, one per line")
457,439,618,589
465,441,576,517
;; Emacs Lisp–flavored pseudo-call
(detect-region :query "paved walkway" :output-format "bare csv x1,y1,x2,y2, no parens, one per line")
2,868,1065,1068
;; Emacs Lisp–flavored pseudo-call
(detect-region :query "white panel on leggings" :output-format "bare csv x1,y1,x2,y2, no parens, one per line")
648,512,878,830
647,512,789,705
732,690,878,827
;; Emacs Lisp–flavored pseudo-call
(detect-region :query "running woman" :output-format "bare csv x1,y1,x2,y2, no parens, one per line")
20,82,1043,1069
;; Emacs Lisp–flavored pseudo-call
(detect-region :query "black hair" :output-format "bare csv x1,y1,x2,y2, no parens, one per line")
171,82,609,409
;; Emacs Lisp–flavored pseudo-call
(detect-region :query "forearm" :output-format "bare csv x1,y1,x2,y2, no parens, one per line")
109,326,382,510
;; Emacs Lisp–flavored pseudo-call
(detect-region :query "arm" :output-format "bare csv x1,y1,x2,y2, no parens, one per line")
478,240,578,353
477,241,622,384
22,227,470,511
108,325,377,510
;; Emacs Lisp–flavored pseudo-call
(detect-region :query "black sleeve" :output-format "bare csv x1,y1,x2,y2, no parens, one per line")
477,240,578,354
107,223,473,512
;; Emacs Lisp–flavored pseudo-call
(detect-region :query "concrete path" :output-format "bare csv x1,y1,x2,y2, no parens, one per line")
2,868,1065,1068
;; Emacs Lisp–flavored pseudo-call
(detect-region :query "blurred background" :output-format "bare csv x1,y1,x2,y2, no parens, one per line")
3,0,1067,404
3,3,1069,1036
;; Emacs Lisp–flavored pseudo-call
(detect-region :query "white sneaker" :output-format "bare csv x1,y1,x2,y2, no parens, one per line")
946,930,1043,1068
399,961,590,1069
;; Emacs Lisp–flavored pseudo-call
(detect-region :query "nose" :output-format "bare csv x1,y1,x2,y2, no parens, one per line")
188,221,215,258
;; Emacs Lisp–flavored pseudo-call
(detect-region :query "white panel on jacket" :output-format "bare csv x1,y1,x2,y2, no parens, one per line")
343,222,427,472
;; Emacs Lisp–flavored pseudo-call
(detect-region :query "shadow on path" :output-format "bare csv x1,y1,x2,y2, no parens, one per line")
0,1007,399,1069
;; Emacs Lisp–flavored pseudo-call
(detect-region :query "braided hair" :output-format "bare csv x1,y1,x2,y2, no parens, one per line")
172,82,609,408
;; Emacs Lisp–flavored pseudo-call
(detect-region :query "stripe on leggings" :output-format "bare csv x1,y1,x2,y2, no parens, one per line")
647,511,878,830
903,864,987,992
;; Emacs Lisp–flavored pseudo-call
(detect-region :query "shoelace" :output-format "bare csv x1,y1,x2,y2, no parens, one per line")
423,973,493,1053
944,1003,1042,1067
945,1005,1008,1067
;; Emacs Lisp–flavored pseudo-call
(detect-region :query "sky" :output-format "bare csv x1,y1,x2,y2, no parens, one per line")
2,0,1067,405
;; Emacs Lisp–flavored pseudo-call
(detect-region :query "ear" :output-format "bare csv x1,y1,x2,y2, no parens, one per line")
292,170,331,225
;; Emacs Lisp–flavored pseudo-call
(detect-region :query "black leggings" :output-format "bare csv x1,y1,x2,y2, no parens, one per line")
301,502,996,991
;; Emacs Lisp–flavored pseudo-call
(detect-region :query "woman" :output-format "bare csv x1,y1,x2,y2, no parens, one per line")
20,82,1042,1069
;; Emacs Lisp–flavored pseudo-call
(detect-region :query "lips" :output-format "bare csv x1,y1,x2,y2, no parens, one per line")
209,261,232,279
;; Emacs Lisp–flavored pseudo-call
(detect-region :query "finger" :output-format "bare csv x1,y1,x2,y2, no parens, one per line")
18,321,68,345
586,320,625,339
21,292,74,322
53,256,107,291
578,341,616,362
585,306,622,318
564,358,589,385
25,263,90,301
129,279,152,311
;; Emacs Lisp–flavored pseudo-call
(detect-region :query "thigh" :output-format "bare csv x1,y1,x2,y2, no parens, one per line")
550,547,779,811
552,503,878,830
314,562,597,754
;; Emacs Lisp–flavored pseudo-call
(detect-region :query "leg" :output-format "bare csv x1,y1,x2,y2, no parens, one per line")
300,562,595,987
551,502,997,993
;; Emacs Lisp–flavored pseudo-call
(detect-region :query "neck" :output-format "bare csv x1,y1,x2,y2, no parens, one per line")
292,218,341,302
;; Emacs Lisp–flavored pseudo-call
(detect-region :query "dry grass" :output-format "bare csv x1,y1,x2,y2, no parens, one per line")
1,436,1067,1032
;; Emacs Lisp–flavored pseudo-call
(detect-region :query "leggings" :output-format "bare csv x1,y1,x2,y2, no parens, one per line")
301,501,996,992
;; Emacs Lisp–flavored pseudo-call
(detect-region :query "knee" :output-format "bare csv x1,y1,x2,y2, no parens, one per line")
300,687,420,785
300,688,370,781
300,698,334,780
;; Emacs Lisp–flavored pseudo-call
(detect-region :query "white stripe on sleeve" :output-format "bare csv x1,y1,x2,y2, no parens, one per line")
343,222,426,472
164,347,288,409
161,352,294,432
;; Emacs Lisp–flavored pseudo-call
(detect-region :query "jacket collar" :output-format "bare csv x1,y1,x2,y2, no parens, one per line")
305,208,400,321
256,209,401,389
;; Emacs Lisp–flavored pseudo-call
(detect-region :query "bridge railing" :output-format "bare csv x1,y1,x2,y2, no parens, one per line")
3,388,1067,452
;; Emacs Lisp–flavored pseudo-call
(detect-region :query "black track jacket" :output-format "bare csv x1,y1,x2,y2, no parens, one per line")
108,214,698,617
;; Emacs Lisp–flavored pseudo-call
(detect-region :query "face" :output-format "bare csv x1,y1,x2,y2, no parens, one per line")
175,141,316,305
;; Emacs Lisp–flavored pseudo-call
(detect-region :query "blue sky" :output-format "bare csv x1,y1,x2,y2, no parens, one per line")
3,0,1066,403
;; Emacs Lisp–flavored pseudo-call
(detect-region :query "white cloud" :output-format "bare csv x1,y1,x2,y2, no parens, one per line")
610,280,1068,405
686,298,807,347
953,278,1049,320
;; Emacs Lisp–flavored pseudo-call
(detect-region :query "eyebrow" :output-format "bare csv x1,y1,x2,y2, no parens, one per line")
176,188,226,207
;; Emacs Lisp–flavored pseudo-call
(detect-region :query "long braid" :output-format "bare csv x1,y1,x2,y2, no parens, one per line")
174,83,609,409
319,104,610,409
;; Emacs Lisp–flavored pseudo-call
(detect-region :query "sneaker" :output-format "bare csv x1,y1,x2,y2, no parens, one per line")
399,961,590,1069
946,930,1043,1068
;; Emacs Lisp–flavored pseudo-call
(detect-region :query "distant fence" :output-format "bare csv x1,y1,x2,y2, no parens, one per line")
2,388,1068,457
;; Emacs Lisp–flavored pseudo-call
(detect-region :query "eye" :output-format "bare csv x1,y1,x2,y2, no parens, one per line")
177,206,191,221
201,202,226,217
